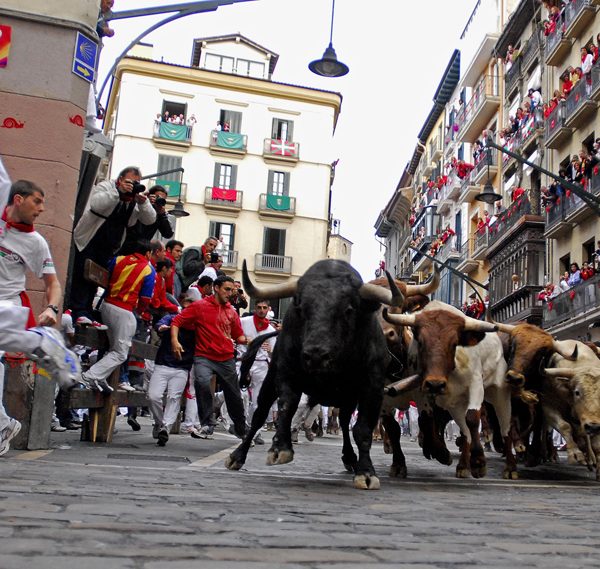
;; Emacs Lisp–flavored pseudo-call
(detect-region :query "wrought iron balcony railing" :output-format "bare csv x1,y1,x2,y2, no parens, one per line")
255,253,292,274
153,120,192,144
543,272,600,328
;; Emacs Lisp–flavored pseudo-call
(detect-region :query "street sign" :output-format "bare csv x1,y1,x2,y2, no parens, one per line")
72,32,97,83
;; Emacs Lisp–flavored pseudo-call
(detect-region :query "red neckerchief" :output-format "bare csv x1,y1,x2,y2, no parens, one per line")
2,207,34,233
253,314,269,332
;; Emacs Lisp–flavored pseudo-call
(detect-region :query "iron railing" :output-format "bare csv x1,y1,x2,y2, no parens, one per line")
255,253,292,273
488,193,532,248
543,272,600,327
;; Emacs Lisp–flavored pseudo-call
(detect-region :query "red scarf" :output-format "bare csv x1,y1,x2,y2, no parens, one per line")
2,207,34,233
253,314,269,332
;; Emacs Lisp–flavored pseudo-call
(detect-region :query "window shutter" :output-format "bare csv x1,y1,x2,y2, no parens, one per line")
157,155,182,182
277,229,286,255
285,121,294,141
209,221,217,238
271,119,278,139
226,111,242,133
230,223,236,249
230,165,238,190
267,171,274,195
283,172,290,196
213,163,221,188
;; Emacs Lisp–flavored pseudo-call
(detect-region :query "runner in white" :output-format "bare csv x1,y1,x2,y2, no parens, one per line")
0,157,81,457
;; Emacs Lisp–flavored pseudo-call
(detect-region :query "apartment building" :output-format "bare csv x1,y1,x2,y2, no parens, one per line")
103,34,342,316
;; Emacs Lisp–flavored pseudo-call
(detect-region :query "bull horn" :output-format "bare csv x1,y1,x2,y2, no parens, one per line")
382,308,416,327
494,321,517,334
385,270,404,308
384,374,421,396
404,266,440,297
553,341,578,361
358,283,394,304
242,260,298,300
543,367,576,379
462,316,498,333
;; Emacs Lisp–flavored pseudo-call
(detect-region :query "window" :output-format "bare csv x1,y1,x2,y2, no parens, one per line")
205,53,234,73
267,170,290,196
219,110,242,133
560,253,571,275
583,238,595,264
236,58,265,79
213,163,237,189
271,118,294,141
263,227,286,256
161,100,186,121
209,221,235,250
156,154,183,198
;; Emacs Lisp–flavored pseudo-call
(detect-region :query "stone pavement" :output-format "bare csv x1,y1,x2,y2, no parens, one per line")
0,415,599,568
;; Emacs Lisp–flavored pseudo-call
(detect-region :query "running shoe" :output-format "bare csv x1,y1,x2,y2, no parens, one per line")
0,419,22,457
30,327,82,390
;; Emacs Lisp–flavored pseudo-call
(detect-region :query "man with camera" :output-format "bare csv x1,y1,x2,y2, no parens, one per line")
70,166,156,327
230,280,248,315
121,185,174,254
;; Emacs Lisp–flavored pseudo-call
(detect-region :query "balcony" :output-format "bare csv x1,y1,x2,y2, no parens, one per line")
152,120,192,149
504,59,521,99
592,61,600,101
517,113,543,155
471,150,498,185
220,249,239,272
544,25,572,67
443,171,462,201
458,176,480,204
544,102,572,149
564,0,596,39
457,75,500,144
564,77,597,128
254,253,292,275
472,227,489,260
521,32,540,71
209,130,247,157
263,138,300,164
203,187,243,215
544,198,572,238
487,194,535,250
147,178,187,203
437,185,454,215
258,193,296,221
422,154,433,177
543,272,600,329
413,250,433,274
437,242,460,264
456,239,479,273
502,134,519,171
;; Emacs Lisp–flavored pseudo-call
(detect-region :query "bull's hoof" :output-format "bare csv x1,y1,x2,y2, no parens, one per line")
389,464,407,478
224,455,243,471
456,466,470,478
514,442,526,454
503,467,519,480
383,440,392,454
471,464,487,479
266,448,294,465
567,448,586,465
353,473,380,490
434,448,452,466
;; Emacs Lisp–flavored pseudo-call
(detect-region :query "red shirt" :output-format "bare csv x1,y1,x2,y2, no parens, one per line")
165,251,176,294
151,273,179,313
173,295,243,361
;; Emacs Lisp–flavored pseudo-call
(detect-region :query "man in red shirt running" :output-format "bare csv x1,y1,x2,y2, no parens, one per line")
171,275,247,439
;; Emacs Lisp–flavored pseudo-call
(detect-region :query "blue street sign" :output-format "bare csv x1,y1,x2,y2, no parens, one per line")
72,32,97,83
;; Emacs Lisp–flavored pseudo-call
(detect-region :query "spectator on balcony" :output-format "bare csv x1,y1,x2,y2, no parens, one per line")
581,262,595,281
473,139,484,163
511,186,525,202
543,19,556,37
528,88,543,112
559,272,570,292
223,122,230,132
571,66,583,87
504,45,517,72
567,263,582,287
456,159,474,179
590,40,600,65
592,139,600,161
562,70,574,97
215,235,226,254
581,47,594,85
96,0,115,40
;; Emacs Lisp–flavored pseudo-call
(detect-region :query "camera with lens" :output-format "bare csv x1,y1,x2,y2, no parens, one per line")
131,181,146,194
155,197,167,207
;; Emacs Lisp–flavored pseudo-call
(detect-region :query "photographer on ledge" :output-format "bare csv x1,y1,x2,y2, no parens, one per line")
69,166,156,327
120,185,174,254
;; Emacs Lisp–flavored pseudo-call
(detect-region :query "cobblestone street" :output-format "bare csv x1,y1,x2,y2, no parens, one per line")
0,416,599,568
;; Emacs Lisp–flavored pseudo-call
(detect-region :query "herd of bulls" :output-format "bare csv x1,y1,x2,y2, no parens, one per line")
225,259,600,490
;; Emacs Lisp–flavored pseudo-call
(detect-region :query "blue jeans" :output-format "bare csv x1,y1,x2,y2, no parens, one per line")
193,357,246,437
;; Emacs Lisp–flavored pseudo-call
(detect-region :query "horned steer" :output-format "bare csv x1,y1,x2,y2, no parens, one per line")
384,296,516,479
225,259,394,490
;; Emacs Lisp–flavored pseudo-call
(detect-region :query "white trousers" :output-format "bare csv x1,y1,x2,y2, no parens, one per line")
85,302,136,382
147,364,188,430
181,375,200,430
291,393,320,430
0,303,43,430
247,360,269,424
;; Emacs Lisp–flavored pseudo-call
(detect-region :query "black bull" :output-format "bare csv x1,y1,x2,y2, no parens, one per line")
225,259,397,490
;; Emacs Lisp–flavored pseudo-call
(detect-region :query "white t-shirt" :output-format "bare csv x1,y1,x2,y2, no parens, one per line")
0,221,56,301
238,316,276,362
198,265,218,282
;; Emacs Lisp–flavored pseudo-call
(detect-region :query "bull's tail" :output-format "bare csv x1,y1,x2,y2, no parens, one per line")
239,331,280,389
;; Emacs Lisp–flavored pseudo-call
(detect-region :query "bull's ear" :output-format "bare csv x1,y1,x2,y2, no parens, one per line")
459,330,486,347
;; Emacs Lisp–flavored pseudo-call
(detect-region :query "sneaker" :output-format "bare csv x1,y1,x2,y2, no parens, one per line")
64,422,81,430
118,383,136,392
291,428,299,444
254,433,265,445
157,428,169,447
152,424,160,439
191,426,213,439
85,375,113,393
75,317,108,331
0,419,22,456
30,327,82,390
51,424,67,432
127,417,141,432
133,384,146,392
